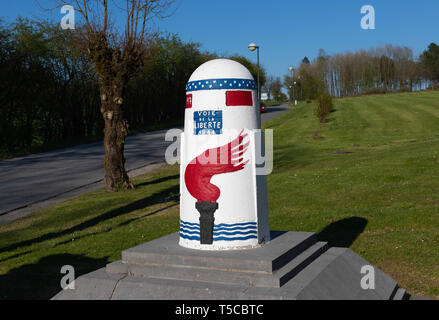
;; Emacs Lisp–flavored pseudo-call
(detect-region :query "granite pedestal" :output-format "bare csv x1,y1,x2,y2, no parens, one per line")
52,231,407,300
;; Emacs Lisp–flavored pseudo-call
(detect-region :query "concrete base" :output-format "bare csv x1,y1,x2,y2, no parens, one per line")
52,231,407,300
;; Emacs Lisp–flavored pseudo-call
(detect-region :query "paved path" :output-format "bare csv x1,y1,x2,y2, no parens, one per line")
0,105,289,223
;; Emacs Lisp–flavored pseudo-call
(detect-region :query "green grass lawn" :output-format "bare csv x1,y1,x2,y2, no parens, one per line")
1,91,439,299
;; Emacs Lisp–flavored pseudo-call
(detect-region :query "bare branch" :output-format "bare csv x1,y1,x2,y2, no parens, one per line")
103,0,108,32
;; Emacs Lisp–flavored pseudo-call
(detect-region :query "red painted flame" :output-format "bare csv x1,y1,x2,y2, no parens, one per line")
184,130,249,203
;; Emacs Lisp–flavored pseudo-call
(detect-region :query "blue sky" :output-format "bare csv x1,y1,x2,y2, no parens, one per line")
1,0,438,80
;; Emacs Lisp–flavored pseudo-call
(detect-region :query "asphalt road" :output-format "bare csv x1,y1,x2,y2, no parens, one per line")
0,105,289,216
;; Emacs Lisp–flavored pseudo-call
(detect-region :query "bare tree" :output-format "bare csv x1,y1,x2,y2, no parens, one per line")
292,44,424,99
270,77,283,101
262,75,274,100
46,0,174,191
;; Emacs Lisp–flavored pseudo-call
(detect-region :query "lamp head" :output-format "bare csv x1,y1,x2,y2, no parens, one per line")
248,43,258,51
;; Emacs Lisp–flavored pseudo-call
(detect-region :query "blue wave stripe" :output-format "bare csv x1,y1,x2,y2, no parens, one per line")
214,235,257,241
180,225,257,232
215,230,257,236
180,233,258,242
180,228,257,236
214,226,257,231
180,225,200,231
216,222,257,227
180,218,259,242
180,234,201,241
179,230,199,236
180,228,256,235
180,221,199,227
180,228,257,235
181,220,257,228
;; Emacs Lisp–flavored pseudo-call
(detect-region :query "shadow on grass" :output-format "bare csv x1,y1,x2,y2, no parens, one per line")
0,184,179,255
270,144,315,175
317,217,368,248
0,250,33,264
54,203,178,247
135,174,179,188
0,253,109,300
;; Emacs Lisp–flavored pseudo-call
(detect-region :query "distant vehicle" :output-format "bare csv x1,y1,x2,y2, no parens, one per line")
260,102,267,113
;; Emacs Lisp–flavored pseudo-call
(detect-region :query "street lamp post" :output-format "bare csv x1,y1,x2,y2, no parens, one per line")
248,43,260,105
289,66,295,105
294,81,297,104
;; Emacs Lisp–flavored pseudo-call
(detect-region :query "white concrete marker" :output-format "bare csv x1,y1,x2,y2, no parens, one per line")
179,59,270,250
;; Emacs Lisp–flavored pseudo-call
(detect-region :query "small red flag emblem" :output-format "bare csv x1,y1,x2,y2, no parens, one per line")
186,94,193,109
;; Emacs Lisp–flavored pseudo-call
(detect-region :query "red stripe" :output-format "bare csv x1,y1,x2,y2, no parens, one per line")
226,91,253,107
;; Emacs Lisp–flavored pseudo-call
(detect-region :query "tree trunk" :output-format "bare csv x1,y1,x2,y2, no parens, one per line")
100,83,133,192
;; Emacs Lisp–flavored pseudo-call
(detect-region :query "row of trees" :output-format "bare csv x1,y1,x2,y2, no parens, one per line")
262,76,285,102
0,19,264,159
284,44,439,101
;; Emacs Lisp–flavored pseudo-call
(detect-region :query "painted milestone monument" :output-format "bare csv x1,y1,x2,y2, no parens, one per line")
53,59,407,300
179,59,270,250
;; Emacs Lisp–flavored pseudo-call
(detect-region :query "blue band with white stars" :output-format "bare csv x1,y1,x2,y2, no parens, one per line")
186,78,257,92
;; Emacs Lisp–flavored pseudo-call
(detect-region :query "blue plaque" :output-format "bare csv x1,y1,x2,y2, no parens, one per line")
193,110,223,135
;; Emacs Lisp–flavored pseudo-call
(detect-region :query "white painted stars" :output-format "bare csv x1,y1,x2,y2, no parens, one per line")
186,79,257,91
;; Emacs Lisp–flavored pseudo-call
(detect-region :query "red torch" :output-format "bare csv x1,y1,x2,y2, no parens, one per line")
184,130,249,244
